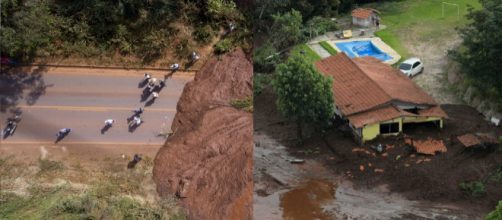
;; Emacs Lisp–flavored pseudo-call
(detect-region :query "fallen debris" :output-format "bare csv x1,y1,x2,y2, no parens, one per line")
457,133,499,149
409,138,447,155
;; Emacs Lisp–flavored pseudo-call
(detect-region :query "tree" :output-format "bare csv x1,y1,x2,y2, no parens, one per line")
272,54,334,141
270,9,304,50
450,0,502,105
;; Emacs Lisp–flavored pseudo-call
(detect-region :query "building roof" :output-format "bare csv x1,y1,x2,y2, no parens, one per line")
315,53,391,115
315,53,447,128
354,57,437,105
351,8,376,19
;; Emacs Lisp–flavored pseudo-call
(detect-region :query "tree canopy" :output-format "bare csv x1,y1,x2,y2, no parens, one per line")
270,10,304,50
272,54,335,140
450,0,502,105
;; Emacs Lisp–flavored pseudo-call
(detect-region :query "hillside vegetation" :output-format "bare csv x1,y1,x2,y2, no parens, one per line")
1,0,251,66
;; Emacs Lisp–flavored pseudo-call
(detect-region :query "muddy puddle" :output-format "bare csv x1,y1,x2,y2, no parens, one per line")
280,180,336,220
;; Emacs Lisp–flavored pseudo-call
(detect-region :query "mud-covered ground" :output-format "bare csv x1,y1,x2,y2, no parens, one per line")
254,87,502,219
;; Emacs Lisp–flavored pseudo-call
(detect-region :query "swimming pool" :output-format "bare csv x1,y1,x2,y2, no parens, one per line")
335,40,393,61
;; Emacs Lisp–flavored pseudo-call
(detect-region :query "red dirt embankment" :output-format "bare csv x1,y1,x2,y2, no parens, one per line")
153,49,253,220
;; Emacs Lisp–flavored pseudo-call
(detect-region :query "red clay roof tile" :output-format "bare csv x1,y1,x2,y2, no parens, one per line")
351,8,375,19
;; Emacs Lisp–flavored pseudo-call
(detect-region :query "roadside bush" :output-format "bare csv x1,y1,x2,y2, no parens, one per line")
193,25,214,44
459,181,486,197
174,38,193,59
213,39,233,54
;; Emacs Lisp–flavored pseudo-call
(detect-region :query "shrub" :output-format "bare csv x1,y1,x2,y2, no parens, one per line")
459,181,486,197
193,25,214,44
174,38,193,59
319,41,337,55
213,39,233,54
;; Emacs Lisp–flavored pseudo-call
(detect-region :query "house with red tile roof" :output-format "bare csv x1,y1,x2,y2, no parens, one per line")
351,8,379,27
315,53,447,143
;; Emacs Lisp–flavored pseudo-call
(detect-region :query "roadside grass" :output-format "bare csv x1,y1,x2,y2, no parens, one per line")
290,44,321,63
369,0,481,60
0,155,185,219
319,41,337,55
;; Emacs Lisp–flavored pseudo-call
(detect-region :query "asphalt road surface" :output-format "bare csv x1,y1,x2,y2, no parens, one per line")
0,68,193,145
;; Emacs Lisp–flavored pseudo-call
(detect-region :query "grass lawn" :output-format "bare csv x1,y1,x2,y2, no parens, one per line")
319,41,338,55
290,44,322,62
369,0,481,61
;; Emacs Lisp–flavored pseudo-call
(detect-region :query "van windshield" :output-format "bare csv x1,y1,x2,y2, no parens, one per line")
399,63,412,70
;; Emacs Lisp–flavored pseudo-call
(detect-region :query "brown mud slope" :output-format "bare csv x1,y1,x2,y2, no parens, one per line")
153,49,253,220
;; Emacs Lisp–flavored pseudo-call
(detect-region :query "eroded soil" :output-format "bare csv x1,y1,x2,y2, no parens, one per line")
254,87,502,219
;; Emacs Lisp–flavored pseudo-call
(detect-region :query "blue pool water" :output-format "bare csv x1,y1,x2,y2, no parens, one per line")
335,40,392,61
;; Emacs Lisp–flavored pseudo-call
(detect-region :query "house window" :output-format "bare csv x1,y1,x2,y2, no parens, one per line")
380,122,399,134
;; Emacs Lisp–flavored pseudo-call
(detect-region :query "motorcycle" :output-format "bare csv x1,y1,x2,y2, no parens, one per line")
2,111,22,138
57,128,71,138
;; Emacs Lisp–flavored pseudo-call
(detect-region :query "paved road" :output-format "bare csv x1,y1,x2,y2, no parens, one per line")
0,69,192,145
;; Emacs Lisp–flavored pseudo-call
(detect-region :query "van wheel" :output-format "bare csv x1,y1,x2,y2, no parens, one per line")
419,67,424,73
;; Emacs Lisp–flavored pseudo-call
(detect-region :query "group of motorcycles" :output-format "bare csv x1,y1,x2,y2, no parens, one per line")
2,53,198,141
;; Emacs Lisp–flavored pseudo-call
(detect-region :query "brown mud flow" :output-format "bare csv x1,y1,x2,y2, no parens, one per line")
153,48,253,220
280,180,335,220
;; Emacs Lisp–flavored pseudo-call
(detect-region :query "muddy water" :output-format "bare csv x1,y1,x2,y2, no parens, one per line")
280,180,336,220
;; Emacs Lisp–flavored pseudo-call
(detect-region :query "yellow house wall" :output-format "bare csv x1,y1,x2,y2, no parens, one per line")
361,118,402,142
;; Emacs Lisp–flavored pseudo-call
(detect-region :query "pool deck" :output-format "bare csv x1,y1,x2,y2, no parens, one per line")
307,24,401,65
327,37,401,65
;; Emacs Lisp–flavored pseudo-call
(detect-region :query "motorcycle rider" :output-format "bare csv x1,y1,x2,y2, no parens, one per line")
104,119,114,126
144,73,151,80
170,63,180,70
57,128,71,137
133,107,144,115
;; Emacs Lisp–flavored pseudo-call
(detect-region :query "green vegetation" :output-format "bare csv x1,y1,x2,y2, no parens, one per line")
230,97,253,112
305,16,338,38
0,155,184,219
450,0,502,108
486,201,502,220
0,0,249,64
214,39,234,54
290,44,322,63
253,74,272,96
253,43,280,73
0,185,183,220
371,0,481,60
272,54,334,141
270,9,304,50
319,41,337,55
459,181,486,197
